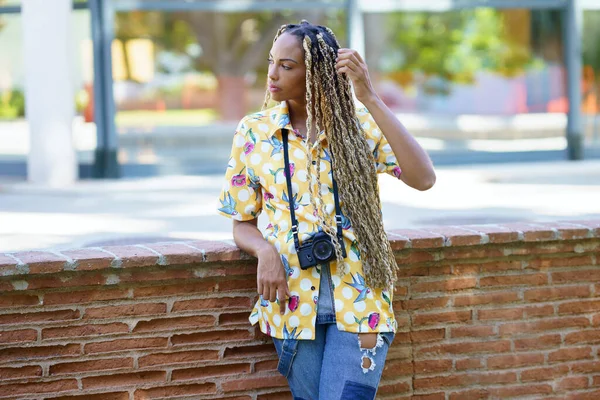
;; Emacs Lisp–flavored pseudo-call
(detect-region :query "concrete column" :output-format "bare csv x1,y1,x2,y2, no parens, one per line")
347,0,365,106
565,0,584,160
22,0,77,186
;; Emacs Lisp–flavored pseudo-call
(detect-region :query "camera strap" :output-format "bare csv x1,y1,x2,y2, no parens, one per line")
281,129,344,251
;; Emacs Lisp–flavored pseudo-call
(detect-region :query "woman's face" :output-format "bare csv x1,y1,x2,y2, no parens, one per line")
267,32,306,104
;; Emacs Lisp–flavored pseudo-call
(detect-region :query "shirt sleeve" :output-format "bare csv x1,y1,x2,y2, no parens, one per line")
358,109,402,180
217,120,263,221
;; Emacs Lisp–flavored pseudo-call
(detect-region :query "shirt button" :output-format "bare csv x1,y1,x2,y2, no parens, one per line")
311,286,316,291
312,161,317,165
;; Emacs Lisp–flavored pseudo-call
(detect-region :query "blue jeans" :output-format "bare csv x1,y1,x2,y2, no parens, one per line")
273,263,394,400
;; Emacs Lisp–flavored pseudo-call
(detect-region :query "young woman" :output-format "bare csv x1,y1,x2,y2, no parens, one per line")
218,21,435,399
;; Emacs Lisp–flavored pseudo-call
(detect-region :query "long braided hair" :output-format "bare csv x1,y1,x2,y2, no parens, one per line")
262,21,398,291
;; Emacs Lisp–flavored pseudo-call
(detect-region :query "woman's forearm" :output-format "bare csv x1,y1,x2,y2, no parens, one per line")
232,220,274,258
362,95,436,191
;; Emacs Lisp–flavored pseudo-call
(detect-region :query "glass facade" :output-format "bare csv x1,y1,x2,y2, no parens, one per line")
364,9,566,149
111,9,347,171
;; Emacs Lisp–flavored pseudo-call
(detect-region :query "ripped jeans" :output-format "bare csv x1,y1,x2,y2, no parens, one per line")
272,263,394,400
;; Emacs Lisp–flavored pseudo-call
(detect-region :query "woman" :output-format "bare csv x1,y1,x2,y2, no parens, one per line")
218,21,435,399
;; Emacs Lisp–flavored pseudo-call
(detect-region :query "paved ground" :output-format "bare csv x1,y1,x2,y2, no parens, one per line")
1,159,600,253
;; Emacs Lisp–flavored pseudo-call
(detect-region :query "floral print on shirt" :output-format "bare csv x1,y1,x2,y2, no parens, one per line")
217,101,402,340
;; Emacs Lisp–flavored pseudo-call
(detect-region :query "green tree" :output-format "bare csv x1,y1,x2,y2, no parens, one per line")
583,11,600,116
365,9,534,95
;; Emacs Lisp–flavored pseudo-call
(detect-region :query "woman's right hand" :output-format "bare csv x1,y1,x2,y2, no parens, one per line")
257,244,291,315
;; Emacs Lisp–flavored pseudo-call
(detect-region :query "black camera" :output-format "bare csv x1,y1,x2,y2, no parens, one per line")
297,231,347,270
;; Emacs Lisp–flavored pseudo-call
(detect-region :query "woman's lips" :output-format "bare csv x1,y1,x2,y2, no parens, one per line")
269,85,281,93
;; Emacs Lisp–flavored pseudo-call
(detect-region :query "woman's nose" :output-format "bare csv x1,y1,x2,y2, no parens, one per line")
268,64,278,81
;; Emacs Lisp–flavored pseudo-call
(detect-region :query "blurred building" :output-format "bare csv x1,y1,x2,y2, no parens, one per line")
0,0,599,182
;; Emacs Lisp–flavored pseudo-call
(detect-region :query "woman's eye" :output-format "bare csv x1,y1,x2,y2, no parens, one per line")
268,59,274,64
282,65,291,70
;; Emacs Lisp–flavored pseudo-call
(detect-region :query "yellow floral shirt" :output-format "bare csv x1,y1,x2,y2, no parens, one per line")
217,101,402,340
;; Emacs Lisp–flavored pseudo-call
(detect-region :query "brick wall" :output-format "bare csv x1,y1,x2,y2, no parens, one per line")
0,220,599,399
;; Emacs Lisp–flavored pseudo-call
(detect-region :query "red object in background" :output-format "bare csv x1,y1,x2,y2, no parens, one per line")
84,83,94,123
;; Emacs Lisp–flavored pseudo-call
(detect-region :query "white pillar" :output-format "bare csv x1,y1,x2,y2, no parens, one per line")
22,0,77,186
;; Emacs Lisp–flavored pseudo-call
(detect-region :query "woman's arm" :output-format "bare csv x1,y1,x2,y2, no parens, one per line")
233,219,290,315
336,48,436,191
362,95,436,191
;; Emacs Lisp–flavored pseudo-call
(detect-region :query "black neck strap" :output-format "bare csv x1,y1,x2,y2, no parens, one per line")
282,129,344,249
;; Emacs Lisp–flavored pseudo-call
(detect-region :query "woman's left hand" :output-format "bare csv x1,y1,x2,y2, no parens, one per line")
335,48,377,104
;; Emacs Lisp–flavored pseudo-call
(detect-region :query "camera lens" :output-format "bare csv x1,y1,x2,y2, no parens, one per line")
313,240,333,261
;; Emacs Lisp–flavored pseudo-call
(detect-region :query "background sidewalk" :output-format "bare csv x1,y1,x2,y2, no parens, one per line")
1,160,599,253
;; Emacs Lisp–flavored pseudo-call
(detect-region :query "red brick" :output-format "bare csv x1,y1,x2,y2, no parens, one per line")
254,359,279,373
83,371,165,389
218,278,258,292
389,229,445,248
500,223,557,242
172,329,253,346
451,326,495,338
0,254,19,274
0,344,80,363
396,266,431,278
414,372,516,389
480,273,548,287
528,255,593,269
478,307,523,320
0,379,78,396
99,245,159,268
410,328,446,343
377,380,412,395
133,383,217,399
565,330,600,345
43,322,129,339
452,264,479,275
11,251,68,274
403,297,450,310
26,272,106,290
84,303,167,319
499,317,589,336
443,248,500,260
143,243,206,265
85,338,168,354
449,389,490,400
0,328,37,344
396,250,437,265
0,293,40,307
566,389,600,400
479,260,523,273
386,232,411,251
456,358,483,370
222,375,288,392
256,392,292,400
558,376,588,391
422,227,485,246
525,285,591,302
488,384,553,397
460,224,520,243
412,278,477,293
514,334,562,350
571,361,600,374
60,248,115,271
171,363,250,381
0,309,80,325
219,312,251,326
548,346,592,362
413,310,472,326
194,240,244,262
50,357,133,375
418,340,511,356
525,305,555,318
559,299,600,315
119,267,196,283
44,288,129,305
0,365,42,380
172,297,252,312
553,269,600,283
414,359,452,374
138,350,219,368
223,344,276,359
453,291,519,307
133,281,217,298
521,365,570,381
133,315,215,333
54,393,129,400
487,353,545,369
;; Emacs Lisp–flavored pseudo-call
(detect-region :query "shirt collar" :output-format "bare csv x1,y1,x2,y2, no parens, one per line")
269,101,328,146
